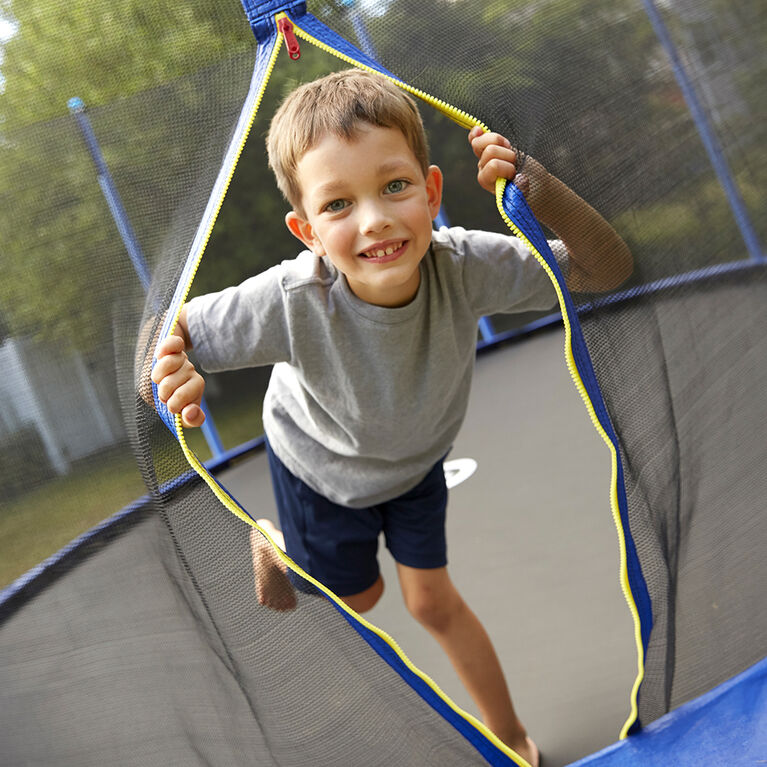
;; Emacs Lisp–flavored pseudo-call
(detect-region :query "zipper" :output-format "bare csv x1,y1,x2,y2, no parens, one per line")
270,9,644,744
275,13,486,132
495,180,644,738
168,34,284,346
165,23,535,767
277,17,301,60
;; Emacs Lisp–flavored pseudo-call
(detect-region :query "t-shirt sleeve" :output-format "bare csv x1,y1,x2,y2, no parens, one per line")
438,227,563,317
185,264,292,373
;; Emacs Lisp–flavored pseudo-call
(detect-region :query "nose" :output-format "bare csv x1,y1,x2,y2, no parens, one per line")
359,200,392,235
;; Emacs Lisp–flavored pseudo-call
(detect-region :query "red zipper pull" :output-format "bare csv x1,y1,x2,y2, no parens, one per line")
277,17,301,60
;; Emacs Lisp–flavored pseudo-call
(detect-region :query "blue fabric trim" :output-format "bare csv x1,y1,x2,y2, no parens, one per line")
329,600,522,766
239,0,307,43
152,380,176,432
146,18,518,757
501,182,654,725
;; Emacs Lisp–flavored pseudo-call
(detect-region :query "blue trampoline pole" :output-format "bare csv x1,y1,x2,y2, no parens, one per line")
68,98,152,291
641,0,763,262
68,97,226,458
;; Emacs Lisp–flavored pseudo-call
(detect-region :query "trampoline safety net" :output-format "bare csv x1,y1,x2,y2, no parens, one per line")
0,1,765,766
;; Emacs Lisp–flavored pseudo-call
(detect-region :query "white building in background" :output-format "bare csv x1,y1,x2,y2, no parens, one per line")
0,336,123,476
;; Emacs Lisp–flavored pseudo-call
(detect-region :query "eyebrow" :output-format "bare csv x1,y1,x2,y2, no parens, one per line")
375,159,413,176
313,181,347,199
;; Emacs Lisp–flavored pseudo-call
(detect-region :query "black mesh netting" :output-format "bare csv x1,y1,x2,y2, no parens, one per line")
1,0,765,764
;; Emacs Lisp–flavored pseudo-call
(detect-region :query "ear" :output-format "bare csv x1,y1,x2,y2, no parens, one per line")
285,211,325,256
425,165,444,220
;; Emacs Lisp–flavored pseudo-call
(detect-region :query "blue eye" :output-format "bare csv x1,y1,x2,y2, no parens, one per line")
385,179,407,194
325,199,348,212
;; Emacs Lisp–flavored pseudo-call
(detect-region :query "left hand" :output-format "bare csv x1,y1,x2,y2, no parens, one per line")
468,126,548,209
151,335,206,428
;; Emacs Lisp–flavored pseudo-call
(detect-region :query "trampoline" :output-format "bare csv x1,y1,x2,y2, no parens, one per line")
1,1,766,765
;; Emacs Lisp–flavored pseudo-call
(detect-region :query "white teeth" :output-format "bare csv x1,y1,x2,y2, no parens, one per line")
365,242,402,258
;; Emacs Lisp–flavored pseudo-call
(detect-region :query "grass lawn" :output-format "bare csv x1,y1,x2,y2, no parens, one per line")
0,448,146,589
0,400,264,590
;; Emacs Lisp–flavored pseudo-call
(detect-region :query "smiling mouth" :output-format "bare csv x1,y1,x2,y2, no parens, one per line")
360,241,406,260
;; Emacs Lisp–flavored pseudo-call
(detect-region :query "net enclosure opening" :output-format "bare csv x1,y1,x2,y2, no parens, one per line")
0,1,765,765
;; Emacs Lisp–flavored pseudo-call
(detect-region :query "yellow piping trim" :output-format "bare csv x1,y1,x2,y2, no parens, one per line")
493,178,645,738
162,11,647,761
167,32,283,337
278,13,489,133
175,411,530,767
160,18,529,767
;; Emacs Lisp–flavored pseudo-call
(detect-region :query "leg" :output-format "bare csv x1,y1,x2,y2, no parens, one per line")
249,519,384,613
265,439,384,607
396,564,539,766
248,519,297,612
338,573,384,613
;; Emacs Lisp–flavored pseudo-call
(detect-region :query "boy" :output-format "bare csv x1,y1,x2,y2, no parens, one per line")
151,69,632,766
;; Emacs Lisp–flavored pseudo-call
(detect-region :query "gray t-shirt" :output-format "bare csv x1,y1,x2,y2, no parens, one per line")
186,226,561,507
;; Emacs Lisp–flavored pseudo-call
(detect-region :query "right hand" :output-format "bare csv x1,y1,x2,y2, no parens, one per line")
150,334,206,428
469,127,551,212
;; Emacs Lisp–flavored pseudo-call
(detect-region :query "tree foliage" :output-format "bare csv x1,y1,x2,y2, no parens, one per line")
0,0,252,126
0,0,762,350
0,0,253,346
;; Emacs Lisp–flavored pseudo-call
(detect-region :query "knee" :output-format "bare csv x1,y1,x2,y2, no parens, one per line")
341,575,384,614
404,588,463,633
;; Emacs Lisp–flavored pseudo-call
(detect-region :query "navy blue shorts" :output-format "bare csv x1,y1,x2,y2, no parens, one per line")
265,440,448,597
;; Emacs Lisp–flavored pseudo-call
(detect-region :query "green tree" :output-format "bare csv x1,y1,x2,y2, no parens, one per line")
0,0,254,347
1,0,760,354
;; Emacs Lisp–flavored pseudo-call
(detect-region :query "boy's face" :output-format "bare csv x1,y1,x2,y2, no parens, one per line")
285,125,443,307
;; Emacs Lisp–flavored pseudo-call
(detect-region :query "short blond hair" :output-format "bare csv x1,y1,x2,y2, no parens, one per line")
267,69,430,211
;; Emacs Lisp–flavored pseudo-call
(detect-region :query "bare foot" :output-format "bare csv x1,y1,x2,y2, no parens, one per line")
248,520,297,612
513,736,540,767
503,734,540,767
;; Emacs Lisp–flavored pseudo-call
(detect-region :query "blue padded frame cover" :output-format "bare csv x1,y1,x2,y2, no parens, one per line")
568,654,767,766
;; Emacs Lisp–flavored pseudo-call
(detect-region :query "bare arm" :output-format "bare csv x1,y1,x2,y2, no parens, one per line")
469,127,633,292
